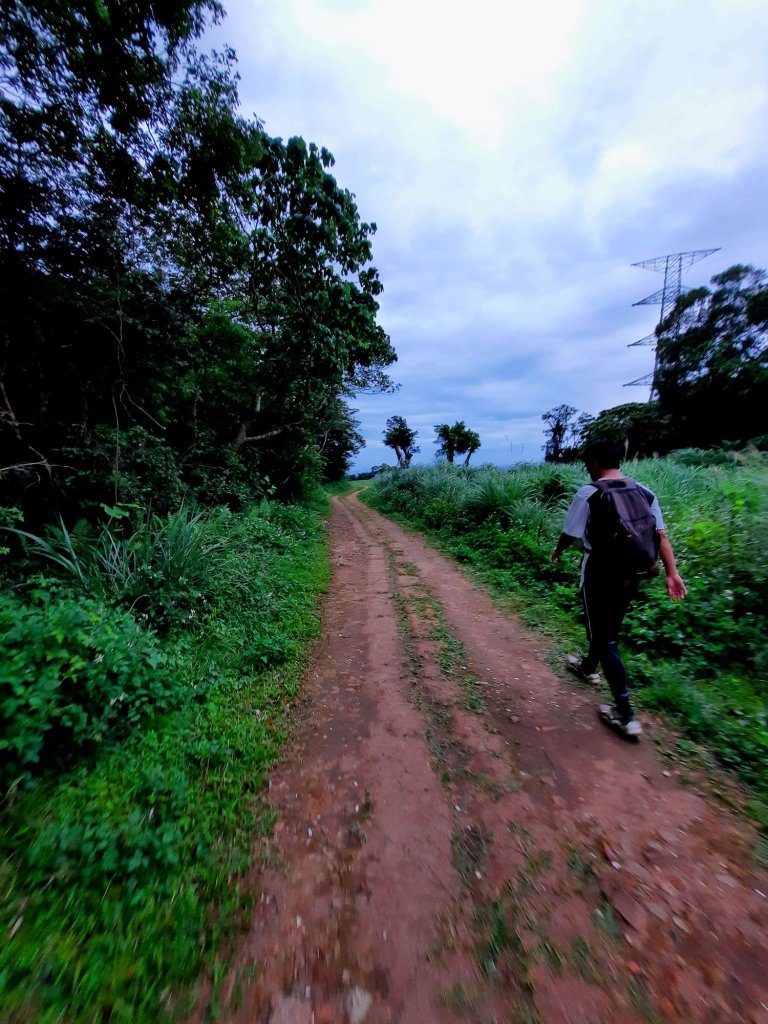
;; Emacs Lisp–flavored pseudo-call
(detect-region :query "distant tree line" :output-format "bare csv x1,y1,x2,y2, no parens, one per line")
0,0,395,531
542,264,768,461
380,417,482,469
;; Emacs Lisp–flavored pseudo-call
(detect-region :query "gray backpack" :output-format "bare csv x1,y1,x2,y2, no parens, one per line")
586,478,660,578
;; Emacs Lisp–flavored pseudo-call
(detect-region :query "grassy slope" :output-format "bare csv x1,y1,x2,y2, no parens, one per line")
0,497,330,1023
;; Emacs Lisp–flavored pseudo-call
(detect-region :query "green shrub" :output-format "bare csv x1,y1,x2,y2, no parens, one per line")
669,447,740,467
0,590,169,784
54,425,187,519
0,500,329,1022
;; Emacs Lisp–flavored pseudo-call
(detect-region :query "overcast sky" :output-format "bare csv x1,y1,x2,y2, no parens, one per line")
207,0,768,471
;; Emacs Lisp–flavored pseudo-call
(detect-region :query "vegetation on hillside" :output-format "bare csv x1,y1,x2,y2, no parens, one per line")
0,2,388,1018
364,459,768,825
1,0,394,529
0,499,329,1022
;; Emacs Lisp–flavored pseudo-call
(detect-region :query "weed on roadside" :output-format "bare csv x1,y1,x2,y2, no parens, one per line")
425,697,472,786
453,824,488,883
0,503,328,1023
593,899,622,943
629,977,664,1024
440,982,477,1013
570,936,597,984
508,821,535,850
537,939,565,975
348,819,366,846
473,897,532,989
509,1005,542,1024
524,849,553,879
566,844,596,885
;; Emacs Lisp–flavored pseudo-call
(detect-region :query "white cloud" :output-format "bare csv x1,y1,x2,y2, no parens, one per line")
207,0,768,470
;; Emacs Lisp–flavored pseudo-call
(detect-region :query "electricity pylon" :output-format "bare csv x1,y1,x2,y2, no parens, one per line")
625,248,720,392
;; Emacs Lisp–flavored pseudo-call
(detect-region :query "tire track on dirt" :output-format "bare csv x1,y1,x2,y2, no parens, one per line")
190,491,768,1024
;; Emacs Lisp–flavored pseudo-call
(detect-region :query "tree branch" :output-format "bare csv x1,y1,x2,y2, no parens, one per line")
239,426,285,444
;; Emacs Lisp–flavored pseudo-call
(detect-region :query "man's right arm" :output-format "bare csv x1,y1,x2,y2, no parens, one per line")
551,486,592,563
551,533,575,563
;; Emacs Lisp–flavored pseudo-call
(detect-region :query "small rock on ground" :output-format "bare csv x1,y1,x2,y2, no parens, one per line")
269,994,312,1024
347,986,373,1024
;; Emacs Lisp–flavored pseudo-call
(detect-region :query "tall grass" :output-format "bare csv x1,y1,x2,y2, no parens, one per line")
10,506,228,630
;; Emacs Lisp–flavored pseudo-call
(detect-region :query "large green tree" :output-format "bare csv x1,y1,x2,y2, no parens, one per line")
232,136,395,463
1,0,252,514
317,400,365,482
541,404,584,463
383,416,419,468
434,421,481,465
655,265,768,447
579,402,674,458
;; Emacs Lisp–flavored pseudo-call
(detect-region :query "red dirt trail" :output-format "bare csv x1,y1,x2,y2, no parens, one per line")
195,491,768,1024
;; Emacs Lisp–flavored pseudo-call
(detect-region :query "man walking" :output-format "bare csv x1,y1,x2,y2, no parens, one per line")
551,440,686,737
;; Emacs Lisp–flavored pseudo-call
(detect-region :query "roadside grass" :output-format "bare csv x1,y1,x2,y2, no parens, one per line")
0,500,329,1023
362,460,768,829
472,890,533,994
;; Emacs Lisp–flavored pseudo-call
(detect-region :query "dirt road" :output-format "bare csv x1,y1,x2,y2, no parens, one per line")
202,491,768,1024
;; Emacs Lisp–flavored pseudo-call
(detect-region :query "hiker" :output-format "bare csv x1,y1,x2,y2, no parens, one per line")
550,439,687,737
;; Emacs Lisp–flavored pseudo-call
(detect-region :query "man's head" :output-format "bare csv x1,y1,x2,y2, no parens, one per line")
582,439,622,480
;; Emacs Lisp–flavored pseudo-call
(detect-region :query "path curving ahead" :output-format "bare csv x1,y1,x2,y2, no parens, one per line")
197,490,768,1024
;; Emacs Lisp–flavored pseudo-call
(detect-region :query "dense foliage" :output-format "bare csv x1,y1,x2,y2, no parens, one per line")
0,4,391,1017
579,402,674,458
365,459,768,822
0,0,394,526
1,589,168,782
655,264,768,447
434,420,482,465
383,415,419,468
0,499,329,1022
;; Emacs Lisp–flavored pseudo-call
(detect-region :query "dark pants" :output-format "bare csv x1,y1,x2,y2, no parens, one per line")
581,559,638,723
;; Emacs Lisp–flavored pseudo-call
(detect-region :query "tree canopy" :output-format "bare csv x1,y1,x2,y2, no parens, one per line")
383,416,419,468
541,405,587,463
0,0,395,524
434,421,482,465
654,265,768,447
579,402,673,458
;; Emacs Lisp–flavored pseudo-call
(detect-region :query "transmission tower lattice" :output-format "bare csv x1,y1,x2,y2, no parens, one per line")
625,248,720,391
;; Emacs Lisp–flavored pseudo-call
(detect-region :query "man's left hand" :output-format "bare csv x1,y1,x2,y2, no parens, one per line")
666,573,687,600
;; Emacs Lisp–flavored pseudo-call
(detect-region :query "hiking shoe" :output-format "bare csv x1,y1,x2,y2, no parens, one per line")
566,655,600,685
598,704,643,738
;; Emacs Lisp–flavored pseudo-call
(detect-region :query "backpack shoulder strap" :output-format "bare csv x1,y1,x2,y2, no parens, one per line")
590,476,643,494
